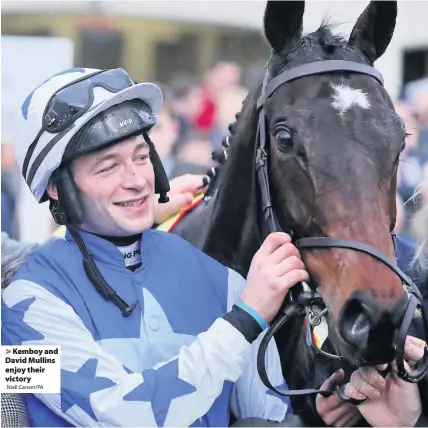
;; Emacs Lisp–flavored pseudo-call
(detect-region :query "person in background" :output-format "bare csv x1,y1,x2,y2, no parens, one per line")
194,61,242,135
1,142,21,239
394,101,423,233
170,131,214,179
166,75,202,141
394,192,417,274
410,177,428,295
148,106,180,178
211,86,248,151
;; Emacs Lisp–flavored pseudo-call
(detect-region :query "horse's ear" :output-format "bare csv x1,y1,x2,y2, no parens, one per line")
348,1,397,63
263,1,305,54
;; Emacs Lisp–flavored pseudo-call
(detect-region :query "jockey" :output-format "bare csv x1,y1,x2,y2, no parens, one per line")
1,67,309,427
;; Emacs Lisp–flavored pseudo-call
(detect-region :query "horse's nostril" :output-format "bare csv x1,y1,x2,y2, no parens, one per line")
338,298,372,349
338,290,403,364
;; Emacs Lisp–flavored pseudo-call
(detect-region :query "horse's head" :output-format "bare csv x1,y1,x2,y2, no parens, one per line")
262,1,407,365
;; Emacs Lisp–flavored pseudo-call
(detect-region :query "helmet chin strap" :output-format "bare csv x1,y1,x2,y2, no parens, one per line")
143,133,170,203
67,224,139,317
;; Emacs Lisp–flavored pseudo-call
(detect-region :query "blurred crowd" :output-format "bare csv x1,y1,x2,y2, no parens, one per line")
394,78,428,253
151,60,247,179
1,61,428,254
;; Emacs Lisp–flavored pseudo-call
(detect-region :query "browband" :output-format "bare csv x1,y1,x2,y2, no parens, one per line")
257,59,384,110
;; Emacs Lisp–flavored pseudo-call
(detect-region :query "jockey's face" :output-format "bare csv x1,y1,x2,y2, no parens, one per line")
71,135,155,236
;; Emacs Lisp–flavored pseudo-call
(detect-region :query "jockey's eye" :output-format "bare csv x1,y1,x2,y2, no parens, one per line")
275,128,293,151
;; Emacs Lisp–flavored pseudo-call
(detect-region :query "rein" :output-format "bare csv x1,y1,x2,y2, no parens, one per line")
253,59,428,404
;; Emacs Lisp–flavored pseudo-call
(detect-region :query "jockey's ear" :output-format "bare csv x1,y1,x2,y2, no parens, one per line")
47,178,59,201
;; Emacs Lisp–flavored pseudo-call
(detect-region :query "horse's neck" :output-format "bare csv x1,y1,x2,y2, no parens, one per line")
170,195,217,250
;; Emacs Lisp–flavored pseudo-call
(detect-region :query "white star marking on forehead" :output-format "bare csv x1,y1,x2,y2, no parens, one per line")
330,83,370,117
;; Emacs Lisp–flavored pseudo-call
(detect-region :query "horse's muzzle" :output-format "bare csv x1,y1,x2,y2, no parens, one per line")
338,290,408,365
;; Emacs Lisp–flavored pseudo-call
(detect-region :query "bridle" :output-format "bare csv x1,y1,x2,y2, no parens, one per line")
253,59,428,404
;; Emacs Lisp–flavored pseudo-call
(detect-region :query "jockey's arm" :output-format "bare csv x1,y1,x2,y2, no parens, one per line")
229,329,293,422
1,278,262,427
226,270,292,422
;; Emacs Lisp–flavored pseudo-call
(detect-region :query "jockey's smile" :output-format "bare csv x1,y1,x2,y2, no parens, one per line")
47,135,156,237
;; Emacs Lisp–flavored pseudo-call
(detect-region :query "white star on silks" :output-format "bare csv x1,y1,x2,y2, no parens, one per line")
96,288,195,373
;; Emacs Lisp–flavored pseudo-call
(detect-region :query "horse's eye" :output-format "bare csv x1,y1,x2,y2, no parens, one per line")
275,129,293,151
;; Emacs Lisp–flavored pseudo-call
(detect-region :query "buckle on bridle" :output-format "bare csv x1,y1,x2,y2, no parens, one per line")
255,146,267,169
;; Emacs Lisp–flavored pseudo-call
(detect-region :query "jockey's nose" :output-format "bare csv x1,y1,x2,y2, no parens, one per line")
338,290,408,364
121,165,148,189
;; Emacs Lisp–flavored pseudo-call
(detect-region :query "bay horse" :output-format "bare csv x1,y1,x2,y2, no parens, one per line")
170,0,428,422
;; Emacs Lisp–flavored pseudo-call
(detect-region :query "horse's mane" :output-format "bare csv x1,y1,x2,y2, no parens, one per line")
204,80,262,198
203,107,245,197
199,81,266,275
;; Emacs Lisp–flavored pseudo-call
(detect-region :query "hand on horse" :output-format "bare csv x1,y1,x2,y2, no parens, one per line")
343,336,424,427
316,369,362,427
242,232,309,323
153,174,208,224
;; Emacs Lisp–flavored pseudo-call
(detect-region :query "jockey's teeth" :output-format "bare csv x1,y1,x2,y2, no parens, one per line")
118,200,143,207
